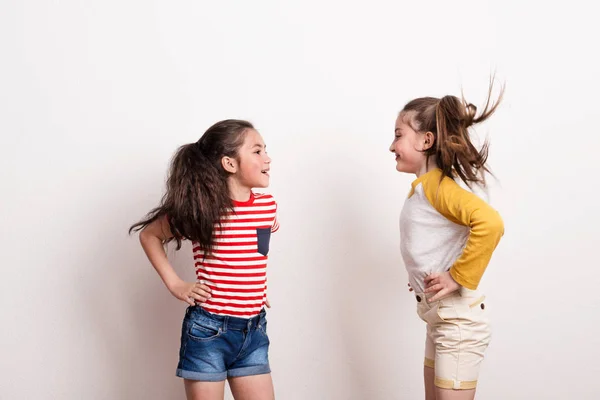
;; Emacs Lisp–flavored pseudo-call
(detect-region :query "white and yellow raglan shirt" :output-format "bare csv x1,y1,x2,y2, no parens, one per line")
400,168,504,293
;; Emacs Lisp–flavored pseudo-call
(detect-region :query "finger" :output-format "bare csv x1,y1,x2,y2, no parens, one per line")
265,299,271,308
424,284,443,294
195,282,212,292
192,288,212,298
425,279,438,288
428,289,447,302
424,273,438,284
408,287,413,292
191,293,209,302
185,296,195,306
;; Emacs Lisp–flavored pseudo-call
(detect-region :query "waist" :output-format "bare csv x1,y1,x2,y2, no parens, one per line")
406,267,451,294
413,286,484,308
196,269,268,288
187,304,267,328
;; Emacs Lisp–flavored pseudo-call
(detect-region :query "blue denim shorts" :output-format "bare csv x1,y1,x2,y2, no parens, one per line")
176,306,271,381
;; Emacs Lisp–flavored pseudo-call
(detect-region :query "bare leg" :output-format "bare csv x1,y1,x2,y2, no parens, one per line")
435,387,476,400
184,379,226,400
228,373,275,400
424,365,436,400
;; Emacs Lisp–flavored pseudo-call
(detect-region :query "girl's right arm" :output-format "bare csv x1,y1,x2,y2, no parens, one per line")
139,215,212,306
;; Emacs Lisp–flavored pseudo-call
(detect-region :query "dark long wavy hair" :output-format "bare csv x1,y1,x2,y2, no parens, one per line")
401,79,504,188
129,119,253,251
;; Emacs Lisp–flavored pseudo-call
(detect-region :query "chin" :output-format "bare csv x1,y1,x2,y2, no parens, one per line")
254,179,270,188
395,164,412,174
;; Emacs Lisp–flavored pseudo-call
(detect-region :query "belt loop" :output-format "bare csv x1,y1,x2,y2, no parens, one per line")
222,316,228,333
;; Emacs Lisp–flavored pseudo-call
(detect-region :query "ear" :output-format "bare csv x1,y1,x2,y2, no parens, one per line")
221,156,237,173
422,131,435,151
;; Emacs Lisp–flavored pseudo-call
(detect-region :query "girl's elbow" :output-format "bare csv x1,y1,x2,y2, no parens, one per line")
138,227,155,245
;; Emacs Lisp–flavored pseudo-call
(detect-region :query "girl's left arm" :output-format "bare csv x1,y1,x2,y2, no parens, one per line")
423,176,504,290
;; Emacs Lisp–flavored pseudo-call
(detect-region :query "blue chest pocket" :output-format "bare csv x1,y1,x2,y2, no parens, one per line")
256,228,271,256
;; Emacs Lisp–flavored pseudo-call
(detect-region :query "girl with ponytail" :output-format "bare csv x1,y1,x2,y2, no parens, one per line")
130,119,278,399
390,82,504,400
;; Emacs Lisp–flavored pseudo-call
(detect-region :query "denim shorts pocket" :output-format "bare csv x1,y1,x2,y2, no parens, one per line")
188,319,222,342
256,228,271,256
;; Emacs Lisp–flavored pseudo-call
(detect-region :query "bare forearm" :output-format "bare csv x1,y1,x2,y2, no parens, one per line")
139,231,182,290
136,216,210,306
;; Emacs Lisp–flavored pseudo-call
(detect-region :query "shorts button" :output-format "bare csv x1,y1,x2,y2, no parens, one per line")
416,295,422,302
480,303,485,309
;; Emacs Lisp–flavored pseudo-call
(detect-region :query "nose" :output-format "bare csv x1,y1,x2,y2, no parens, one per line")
389,143,395,152
265,154,272,163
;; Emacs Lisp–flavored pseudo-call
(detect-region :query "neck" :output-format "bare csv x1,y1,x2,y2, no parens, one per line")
415,157,438,178
227,178,252,202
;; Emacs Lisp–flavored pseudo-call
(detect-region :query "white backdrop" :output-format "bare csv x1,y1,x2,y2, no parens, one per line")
1,1,599,399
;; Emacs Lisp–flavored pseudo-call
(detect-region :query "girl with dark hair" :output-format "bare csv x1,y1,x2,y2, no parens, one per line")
131,119,278,400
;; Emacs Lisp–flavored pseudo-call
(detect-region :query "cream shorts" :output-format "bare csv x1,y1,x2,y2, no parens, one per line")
416,287,491,390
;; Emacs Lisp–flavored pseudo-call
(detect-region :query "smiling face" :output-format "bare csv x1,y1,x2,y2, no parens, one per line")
389,112,430,174
229,128,271,189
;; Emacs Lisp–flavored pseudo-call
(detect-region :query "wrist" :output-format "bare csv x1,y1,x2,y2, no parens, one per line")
164,275,183,292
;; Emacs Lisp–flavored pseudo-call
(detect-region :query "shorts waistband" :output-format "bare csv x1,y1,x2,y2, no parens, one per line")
414,287,482,305
414,292,451,304
187,305,266,331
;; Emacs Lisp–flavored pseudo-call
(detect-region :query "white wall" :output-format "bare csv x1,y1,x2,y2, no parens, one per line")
1,1,599,399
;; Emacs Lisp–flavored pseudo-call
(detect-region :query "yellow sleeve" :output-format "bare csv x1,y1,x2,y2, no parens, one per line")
421,171,504,289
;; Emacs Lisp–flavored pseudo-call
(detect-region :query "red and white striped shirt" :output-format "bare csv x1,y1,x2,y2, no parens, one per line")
193,192,279,318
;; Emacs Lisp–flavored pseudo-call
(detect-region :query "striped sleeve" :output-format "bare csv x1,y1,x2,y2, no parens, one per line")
271,210,279,233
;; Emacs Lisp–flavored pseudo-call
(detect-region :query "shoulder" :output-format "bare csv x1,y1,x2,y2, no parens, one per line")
419,169,468,200
417,169,489,221
253,192,277,206
409,168,461,201
419,169,459,191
